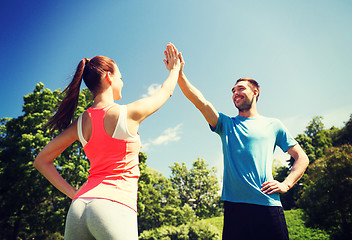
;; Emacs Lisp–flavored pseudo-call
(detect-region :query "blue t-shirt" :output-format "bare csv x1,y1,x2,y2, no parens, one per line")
211,113,297,206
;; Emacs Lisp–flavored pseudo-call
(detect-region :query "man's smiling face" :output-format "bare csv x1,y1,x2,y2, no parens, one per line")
232,81,256,112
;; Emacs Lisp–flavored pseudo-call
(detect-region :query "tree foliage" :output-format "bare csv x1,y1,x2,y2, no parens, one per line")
137,152,192,233
298,145,352,239
277,116,337,210
0,83,92,239
334,114,352,146
297,116,332,165
170,158,221,219
273,114,352,238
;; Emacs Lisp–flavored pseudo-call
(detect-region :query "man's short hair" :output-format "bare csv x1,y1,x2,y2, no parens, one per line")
235,78,260,101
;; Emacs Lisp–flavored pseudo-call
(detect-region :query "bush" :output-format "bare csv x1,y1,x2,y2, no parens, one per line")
139,222,220,240
188,222,220,240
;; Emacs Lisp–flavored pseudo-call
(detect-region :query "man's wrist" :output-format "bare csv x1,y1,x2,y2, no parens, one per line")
178,72,185,79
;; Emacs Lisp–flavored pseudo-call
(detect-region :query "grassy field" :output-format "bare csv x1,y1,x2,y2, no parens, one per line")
200,209,330,240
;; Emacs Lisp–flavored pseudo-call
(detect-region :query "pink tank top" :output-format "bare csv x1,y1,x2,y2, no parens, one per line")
74,105,141,212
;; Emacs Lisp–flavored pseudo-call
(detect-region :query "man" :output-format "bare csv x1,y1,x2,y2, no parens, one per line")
176,53,309,240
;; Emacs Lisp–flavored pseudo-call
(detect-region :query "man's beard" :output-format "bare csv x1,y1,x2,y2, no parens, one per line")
235,96,255,112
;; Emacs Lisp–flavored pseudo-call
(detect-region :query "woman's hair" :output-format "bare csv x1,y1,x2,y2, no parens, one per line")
47,56,117,134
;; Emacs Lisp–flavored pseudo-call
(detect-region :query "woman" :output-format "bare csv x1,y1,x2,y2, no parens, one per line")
33,43,181,239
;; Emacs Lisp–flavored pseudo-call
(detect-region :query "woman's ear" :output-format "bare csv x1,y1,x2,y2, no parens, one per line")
105,71,113,85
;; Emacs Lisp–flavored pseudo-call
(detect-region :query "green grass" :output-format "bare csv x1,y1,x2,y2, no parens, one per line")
201,209,330,240
285,209,330,240
199,216,223,233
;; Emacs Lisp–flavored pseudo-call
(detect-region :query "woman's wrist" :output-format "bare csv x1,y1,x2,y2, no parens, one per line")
68,187,78,199
170,66,180,72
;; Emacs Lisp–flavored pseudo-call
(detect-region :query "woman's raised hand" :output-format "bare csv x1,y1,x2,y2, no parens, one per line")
163,43,181,71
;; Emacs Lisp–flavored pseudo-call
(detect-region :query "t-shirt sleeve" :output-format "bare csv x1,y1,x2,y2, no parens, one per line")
275,120,298,152
209,112,224,134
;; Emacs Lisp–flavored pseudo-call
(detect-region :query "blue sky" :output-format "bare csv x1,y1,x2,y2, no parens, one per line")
1,0,352,180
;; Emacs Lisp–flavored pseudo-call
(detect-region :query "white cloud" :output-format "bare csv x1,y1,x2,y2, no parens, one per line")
142,124,182,151
142,83,161,98
141,142,151,151
273,148,291,166
214,151,224,193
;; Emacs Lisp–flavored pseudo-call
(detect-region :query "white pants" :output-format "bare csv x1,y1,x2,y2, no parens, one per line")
64,198,138,240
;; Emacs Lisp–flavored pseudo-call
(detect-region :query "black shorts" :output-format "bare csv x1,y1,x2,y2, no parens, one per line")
222,201,289,240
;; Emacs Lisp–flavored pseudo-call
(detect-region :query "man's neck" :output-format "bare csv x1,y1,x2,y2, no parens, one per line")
238,108,259,118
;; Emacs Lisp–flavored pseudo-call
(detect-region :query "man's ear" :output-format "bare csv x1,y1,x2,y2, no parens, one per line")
253,88,259,97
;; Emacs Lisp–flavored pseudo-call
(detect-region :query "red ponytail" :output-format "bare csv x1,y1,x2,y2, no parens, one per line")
47,56,117,134
47,58,88,134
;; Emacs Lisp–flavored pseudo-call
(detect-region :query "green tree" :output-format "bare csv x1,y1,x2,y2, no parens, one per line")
334,114,352,146
304,116,324,138
277,116,334,210
0,83,92,239
293,116,332,166
137,152,191,233
170,158,221,219
299,145,352,239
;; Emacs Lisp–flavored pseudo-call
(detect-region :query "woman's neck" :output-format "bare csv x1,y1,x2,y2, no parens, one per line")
91,91,115,108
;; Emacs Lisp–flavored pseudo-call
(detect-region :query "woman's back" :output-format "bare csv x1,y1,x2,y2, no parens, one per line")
79,104,138,143
75,104,141,212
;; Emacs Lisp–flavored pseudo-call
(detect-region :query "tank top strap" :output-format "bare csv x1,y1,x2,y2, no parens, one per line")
112,105,127,139
112,105,139,140
77,113,87,146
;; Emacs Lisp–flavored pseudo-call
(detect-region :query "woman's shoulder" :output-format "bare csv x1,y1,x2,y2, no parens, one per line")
105,103,122,117
57,118,80,142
